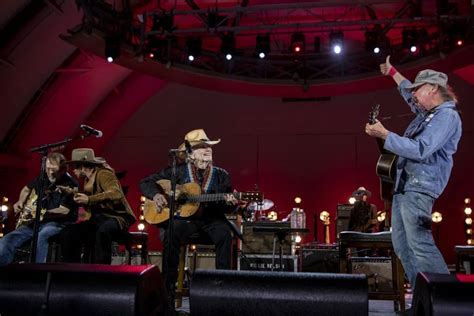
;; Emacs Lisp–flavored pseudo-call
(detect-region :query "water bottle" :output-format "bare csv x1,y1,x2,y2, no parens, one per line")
299,208,306,229
290,208,299,228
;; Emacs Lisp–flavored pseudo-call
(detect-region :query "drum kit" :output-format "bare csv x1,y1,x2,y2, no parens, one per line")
245,198,276,221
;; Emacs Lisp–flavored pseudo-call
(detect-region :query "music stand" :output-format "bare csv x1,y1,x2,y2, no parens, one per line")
252,227,309,271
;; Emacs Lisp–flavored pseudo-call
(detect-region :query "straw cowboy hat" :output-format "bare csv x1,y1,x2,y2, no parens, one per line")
352,186,372,198
66,148,104,165
178,129,221,151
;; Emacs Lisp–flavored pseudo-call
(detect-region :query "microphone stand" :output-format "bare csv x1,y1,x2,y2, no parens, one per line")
165,147,182,313
28,133,96,316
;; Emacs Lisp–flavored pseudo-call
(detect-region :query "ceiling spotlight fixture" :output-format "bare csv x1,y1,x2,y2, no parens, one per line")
290,32,305,54
220,33,235,60
256,34,270,59
105,36,120,63
329,31,344,55
365,30,390,55
186,38,202,62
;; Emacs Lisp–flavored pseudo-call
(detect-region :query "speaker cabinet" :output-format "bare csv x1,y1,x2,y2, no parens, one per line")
0,263,169,316
301,245,339,273
412,272,474,316
336,204,353,240
190,269,368,316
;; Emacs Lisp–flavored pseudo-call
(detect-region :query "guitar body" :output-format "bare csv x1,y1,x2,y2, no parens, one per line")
143,180,262,225
16,189,46,228
369,104,398,202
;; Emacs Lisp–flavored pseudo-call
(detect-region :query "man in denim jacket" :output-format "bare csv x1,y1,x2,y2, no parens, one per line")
365,56,462,291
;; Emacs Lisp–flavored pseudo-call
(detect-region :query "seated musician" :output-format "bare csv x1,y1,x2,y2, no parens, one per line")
60,148,136,264
348,187,378,233
0,152,78,265
140,129,239,292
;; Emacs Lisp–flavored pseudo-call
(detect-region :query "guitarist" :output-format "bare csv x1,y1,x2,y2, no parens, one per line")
0,152,78,265
365,56,462,292
140,129,240,292
60,148,136,264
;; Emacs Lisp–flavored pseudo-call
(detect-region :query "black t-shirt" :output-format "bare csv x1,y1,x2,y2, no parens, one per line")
27,172,79,223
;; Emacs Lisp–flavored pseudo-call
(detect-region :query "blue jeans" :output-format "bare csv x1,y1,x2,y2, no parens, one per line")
0,221,64,265
391,191,449,289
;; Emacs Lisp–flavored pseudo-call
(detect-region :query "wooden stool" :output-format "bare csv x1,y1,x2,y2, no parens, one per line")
115,231,149,265
455,245,474,273
339,231,405,312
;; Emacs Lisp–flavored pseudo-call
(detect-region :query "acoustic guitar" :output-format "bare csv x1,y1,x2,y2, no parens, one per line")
143,180,263,224
369,104,398,202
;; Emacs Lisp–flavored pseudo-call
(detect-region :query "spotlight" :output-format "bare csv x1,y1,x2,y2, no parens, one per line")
186,38,202,62
402,28,420,54
137,222,145,231
365,30,389,55
290,32,305,54
220,33,235,60
348,197,356,204
105,36,120,63
329,31,344,54
256,34,270,59
465,207,472,216
294,197,302,205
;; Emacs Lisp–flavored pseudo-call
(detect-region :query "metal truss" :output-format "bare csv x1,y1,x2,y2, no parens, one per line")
77,0,472,84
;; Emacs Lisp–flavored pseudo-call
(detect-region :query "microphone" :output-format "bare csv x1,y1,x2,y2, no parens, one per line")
80,124,103,138
184,140,193,154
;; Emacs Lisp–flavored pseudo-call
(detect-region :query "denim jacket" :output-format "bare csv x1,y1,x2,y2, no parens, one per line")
384,80,462,198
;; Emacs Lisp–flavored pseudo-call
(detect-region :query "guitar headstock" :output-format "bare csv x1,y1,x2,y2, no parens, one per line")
240,192,263,202
368,104,380,125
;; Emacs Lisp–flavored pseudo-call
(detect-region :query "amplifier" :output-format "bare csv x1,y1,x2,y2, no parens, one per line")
241,221,292,255
148,251,216,271
336,204,353,240
238,254,298,272
301,244,339,272
350,256,393,293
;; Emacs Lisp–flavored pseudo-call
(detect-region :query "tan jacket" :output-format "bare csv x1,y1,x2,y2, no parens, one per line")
84,167,136,229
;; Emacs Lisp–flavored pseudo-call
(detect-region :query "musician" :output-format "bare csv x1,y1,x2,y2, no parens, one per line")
365,56,462,290
348,187,378,233
140,129,239,291
60,148,136,264
0,152,78,265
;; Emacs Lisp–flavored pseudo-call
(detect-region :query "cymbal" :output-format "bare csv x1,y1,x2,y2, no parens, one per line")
248,199,274,211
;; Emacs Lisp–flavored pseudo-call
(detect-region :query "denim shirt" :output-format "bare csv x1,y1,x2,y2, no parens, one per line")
384,80,462,198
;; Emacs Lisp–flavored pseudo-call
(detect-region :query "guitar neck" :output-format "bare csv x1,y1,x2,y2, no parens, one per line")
186,192,239,203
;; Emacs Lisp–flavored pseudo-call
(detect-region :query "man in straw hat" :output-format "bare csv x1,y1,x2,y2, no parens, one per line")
365,56,462,291
140,129,239,291
0,152,78,265
348,187,378,233
60,148,136,264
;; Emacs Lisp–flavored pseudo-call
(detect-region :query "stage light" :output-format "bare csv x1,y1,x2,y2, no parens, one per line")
3,197,8,202
329,31,344,54
467,228,472,235
290,32,305,54
466,218,473,225
294,235,302,243
220,33,235,60
402,28,420,54
105,36,120,63
465,207,472,216
365,30,389,55
186,38,202,62
137,222,145,231
348,197,356,204
432,211,443,223
294,197,302,205
466,198,471,204
1,205,8,212
256,34,270,59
